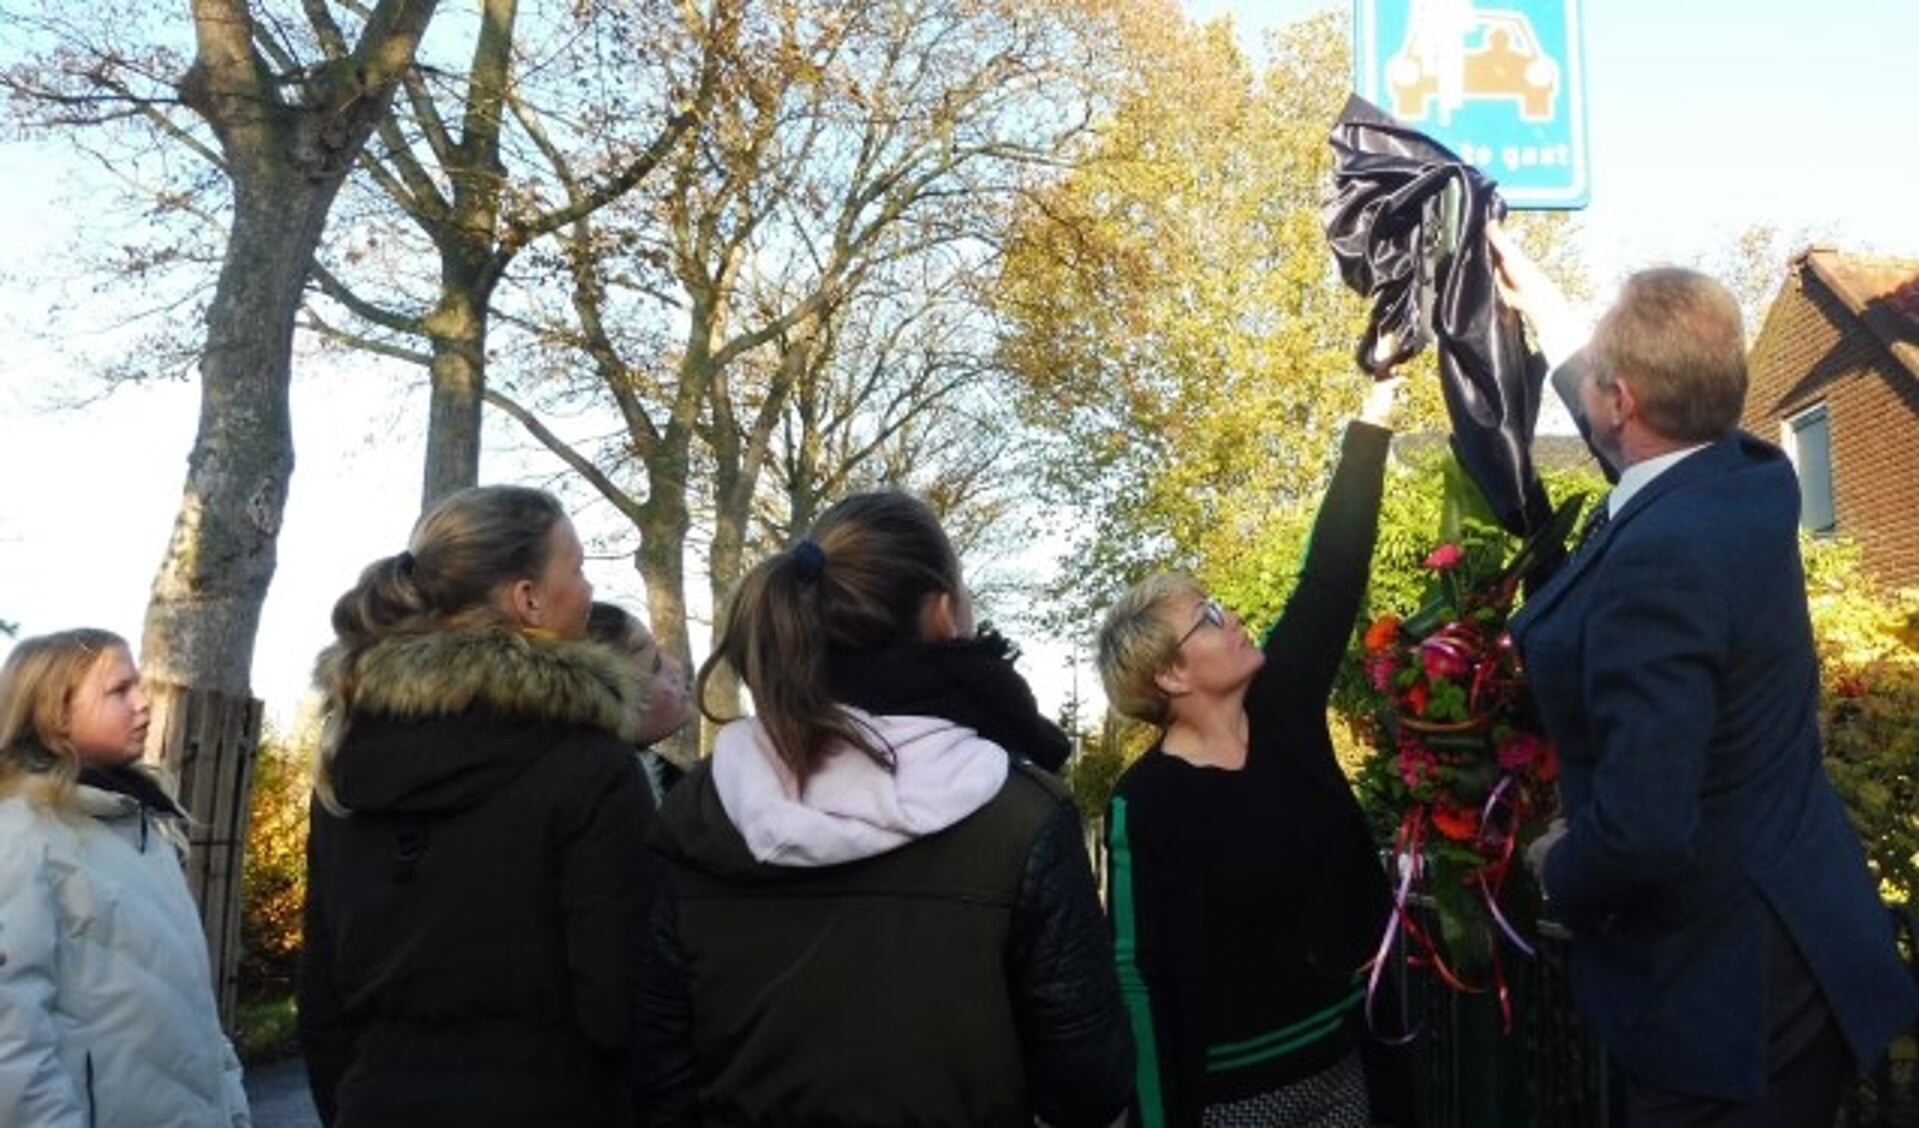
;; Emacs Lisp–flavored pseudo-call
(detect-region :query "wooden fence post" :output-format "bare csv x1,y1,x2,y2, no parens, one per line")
147,681,263,1028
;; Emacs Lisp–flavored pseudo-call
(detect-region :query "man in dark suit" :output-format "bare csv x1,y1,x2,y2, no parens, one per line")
1491,230,1918,1126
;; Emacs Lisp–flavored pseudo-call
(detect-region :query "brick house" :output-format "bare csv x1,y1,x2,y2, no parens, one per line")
1743,248,1919,588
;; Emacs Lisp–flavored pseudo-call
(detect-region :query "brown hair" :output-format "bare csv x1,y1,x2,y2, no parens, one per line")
586,601,642,649
318,485,569,810
1590,267,1748,443
698,491,963,784
0,628,133,810
1095,573,1206,727
331,485,569,650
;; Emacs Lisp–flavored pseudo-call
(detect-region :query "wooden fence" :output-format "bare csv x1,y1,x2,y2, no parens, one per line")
148,681,263,1026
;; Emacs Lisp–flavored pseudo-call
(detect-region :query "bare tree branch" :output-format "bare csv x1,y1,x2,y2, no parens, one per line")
300,312,432,366
308,261,426,336
484,386,645,525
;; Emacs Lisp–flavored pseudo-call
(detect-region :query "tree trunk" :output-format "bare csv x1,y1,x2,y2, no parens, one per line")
142,173,334,692
703,495,746,723
147,0,440,1018
418,0,515,510
420,259,493,509
636,468,697,762
702,326,811,723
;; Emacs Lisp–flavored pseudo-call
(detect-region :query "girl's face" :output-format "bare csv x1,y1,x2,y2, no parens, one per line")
514,517,594,638
65,646,150,770
618,622,692,745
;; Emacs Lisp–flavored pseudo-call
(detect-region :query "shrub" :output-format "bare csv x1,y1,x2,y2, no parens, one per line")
239,719,314,1001
1065,717,1158,823
232,995,300,1065
1803,537,1919,904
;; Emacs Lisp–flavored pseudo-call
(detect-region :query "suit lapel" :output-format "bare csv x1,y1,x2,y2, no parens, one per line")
1510,435,1757,638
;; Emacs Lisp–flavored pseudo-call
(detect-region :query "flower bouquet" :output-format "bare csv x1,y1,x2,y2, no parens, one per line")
1359,471,1585,1029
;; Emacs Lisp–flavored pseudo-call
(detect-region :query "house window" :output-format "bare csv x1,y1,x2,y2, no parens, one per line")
1783,404,1836,533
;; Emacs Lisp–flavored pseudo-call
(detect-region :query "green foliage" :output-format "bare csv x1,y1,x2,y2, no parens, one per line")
995,9,1592,634
996,11,1400,627
1803,537,1919,903
232,995,299,1066
1066,716,1160,823
239,720,314,1001
1067,742,1128,825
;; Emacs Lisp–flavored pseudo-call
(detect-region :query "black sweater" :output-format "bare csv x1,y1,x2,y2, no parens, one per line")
1107,421,1406,1127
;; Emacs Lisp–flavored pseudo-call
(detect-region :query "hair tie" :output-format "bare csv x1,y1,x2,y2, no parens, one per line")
791,539,826,582
396,550,416,577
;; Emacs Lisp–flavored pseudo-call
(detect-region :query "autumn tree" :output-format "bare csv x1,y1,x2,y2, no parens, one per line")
285,0,720,508
1697,221,1827,340
2,0,443,1017
996,9,1594,632
238,716,317,999
995,13,1393,622
492,0,1132,721
5,0,441,690
763,265,1015,555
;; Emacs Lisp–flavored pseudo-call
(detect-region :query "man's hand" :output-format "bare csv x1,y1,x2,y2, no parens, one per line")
1486,221,1567,326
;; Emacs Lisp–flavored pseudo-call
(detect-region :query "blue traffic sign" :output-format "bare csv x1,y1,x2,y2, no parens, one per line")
1354,0,1589,208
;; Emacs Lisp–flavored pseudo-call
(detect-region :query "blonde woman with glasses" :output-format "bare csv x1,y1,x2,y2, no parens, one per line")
1095,378,1413,1128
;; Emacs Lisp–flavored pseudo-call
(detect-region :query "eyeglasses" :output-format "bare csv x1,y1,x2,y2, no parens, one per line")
1175,598,1227,649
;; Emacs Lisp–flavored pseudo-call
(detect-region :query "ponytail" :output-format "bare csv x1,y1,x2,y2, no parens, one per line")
331,552,434,649
698,491,962,785
700,546,871,781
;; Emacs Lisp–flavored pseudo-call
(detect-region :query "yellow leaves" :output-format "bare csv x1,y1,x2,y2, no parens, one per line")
1806,536,1919,670
1802,535,1919,904
993,6,1460,613
239,720,316,995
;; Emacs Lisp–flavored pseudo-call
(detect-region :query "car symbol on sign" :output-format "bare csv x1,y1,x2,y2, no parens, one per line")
1388,10,1560,123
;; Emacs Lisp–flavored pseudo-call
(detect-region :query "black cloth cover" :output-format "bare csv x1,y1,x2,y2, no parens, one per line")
1323,93,1554,537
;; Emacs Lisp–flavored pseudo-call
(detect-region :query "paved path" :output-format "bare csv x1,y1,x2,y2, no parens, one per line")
245,1057,320,1128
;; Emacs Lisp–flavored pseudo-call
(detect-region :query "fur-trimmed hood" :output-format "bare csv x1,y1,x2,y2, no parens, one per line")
314,627,654,815
315,626,652,736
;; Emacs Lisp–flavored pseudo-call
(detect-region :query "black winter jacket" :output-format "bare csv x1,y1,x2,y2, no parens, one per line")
299,627,660,1127
636,636,1132,1127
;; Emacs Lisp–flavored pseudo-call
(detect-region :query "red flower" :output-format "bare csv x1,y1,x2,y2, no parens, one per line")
1835,675,1868,699
1430,801,1481,842
1364,614,1400,653
1496,730,1541,770
1362,514,1585,995
1398,743,1439,792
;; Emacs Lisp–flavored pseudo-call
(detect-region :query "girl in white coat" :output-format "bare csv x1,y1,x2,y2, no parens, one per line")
0,628,250,1128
